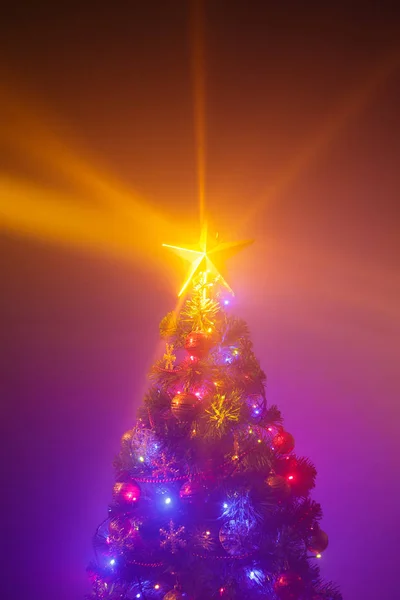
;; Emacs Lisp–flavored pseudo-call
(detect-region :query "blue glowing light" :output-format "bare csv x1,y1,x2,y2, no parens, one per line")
109,558,116,566
165,497,172,505
248,568,265,584
136,595,141,598
223,502,228,509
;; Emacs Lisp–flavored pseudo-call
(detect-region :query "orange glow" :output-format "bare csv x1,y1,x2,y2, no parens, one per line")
190,0,207,225
0,83,181,262
245,50,400,225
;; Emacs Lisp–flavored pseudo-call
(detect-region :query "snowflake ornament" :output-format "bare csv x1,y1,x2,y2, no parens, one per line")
160,520,186,553
151,452,179,479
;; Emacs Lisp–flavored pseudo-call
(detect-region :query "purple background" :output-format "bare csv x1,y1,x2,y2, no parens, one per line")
1,2,399,599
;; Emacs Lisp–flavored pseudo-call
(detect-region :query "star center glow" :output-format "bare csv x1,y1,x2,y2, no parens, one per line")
163,222,253,297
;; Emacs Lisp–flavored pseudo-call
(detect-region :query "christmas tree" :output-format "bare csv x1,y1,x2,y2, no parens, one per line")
87,226,342,600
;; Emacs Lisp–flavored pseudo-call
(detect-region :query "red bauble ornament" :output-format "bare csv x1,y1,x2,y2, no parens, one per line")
266,474,291,500
113,481,141,505
308,527,329,554
273,431,295,454
274,572,304,600
184,331,211,359
171,392,199,421
179,479,205,503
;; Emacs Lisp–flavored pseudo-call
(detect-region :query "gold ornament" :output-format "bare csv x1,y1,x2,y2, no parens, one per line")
193,527,216,551
160,520,186,553
163,343,176,370
163,587,187,600
171,392,199,422
181,295,219,331
163,221,253,297
205,391,242,436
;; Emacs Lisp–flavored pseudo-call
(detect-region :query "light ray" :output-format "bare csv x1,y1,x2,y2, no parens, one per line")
0,80,185,257
190,0,207,225
245,50,400,225
0,176,170,264
0,80,178,247
178,254,204,297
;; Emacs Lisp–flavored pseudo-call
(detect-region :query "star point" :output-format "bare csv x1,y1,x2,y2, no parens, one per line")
163,222,253,297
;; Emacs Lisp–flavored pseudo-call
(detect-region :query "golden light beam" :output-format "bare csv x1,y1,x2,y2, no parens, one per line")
0,80,178,246
177,254,204,297
245,49,400,225
190,0,207,225
0,176,166,264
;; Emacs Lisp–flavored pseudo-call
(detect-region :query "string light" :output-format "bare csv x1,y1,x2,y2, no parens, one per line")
248,568,265,585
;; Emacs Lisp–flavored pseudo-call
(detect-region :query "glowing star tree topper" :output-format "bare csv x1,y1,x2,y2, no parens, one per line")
163,222,253,297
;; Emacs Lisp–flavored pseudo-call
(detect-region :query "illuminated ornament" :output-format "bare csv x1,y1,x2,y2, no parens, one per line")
179,479,206,503
272,430,295,454
92,580,127,598
184,331,212,359
113,481,141,505
163,342,176,370
266,474,291,500
274,572,304,600
108,516,132,542
121,429,134,446
130,426,159,465
163,586,191,600
218,519,256,556
160,520,187,553
171,392,199,421
307,527,329,554
163,221,254,297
